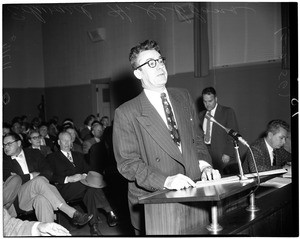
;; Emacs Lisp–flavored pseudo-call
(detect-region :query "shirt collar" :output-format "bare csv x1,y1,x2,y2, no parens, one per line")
11,150,24,159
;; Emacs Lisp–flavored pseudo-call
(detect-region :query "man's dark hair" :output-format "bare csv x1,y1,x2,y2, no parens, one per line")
129,40,161,70
84,115,95,126
202,87,217,96
4,132,21,142
266,119,289,135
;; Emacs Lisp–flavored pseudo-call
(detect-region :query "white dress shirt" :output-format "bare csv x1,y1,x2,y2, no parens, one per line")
203,103,218,145
144,89,211,172
11,150,33,179
264,139,275,166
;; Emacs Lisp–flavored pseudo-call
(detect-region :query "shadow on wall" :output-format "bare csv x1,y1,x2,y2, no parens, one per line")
111,71,143,108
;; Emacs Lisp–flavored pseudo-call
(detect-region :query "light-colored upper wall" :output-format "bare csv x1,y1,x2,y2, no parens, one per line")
3,7,45,88
41,2,194,87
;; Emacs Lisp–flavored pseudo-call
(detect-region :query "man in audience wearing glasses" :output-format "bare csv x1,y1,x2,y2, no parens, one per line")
3,132,93,226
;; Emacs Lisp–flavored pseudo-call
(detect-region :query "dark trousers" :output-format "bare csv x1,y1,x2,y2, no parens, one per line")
58,181,112,224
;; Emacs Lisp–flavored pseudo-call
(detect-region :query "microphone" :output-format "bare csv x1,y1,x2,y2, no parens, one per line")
206,113,249,147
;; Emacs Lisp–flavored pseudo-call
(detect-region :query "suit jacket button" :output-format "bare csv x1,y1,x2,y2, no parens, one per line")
192,139,194,143
156,158,160,162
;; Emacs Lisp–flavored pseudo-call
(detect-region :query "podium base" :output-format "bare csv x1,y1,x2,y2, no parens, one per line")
206,223,223,232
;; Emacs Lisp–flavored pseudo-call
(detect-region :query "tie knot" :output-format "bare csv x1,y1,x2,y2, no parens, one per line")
161,92,167,99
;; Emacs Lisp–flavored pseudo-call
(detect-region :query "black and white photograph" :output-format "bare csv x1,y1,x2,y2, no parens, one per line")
2,1,298,237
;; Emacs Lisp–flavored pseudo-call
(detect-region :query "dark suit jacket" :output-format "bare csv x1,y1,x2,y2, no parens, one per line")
242,138,291,173
28,145,52,157
46,151,91,189
3,148,52,184
113,88,212,230
199,104,239,173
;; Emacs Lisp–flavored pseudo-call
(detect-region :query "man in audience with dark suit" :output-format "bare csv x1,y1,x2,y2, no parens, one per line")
243,119,291,173
3,132,92,225
47,131,118,236
39,123,57,151
199,87,239,175
113,39,220,235
80,114,96,141
83,121,103,155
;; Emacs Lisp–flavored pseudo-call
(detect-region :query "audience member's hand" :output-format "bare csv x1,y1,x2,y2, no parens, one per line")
67,174,83,183
221,154,230,164
38,222,71,236
201,167,221,181
164,174,196,190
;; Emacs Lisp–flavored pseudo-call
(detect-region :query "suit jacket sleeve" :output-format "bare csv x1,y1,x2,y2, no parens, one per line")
4,208,38,236
113,107,167,191
187,90,212,165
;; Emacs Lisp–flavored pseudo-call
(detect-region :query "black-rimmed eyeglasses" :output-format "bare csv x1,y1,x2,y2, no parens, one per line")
135,57,166,70
3,140,17,147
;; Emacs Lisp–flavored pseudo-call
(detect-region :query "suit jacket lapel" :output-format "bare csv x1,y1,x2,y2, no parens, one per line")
136,92,183,162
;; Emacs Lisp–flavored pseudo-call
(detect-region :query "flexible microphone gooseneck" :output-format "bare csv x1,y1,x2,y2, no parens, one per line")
206,113,250,147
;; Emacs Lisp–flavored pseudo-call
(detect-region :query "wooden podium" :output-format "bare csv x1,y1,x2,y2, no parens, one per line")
138,170,290,235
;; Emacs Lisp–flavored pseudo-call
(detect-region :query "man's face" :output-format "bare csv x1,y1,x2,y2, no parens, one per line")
134,49,168,91
58,133,72,152
203,94,217,111
12,122,21,134
267,127,288,149
29,132,41,147
66,129,76,142
93,125,103,139
3,136,21,156
39,126,48,137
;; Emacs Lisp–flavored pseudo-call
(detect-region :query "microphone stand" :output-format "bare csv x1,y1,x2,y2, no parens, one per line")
233,140,248,181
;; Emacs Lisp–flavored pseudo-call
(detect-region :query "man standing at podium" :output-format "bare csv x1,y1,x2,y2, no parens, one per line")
113,39,221,235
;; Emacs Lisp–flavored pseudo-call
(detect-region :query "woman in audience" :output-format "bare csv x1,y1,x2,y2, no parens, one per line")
27,129,52,157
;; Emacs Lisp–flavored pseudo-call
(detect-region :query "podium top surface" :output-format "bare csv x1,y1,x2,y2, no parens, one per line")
138,169,288,204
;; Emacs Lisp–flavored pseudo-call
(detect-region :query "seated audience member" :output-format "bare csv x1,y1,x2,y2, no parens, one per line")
100,116,110,131
199,87,239,175
48,116,60,138
80,114,96,141
4,209,71,237
27,129,52,157
3,175,71,237
31,117,41,130
65,126,84,153
47,131,118,236
39,123,57,151
11,119,30,148
83,121,103,155
3,122,11,137
3,132,92,225
243,119,291,173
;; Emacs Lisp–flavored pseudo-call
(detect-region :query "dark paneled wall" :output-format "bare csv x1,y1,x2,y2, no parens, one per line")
4,62,291,155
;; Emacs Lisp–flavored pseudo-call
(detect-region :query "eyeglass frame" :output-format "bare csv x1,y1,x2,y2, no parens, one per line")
134,57,166,70
30,135,41,140
3,140,18,147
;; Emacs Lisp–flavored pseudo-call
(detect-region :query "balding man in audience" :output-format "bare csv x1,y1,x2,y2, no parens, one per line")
47,131,118,236
3,132,92,225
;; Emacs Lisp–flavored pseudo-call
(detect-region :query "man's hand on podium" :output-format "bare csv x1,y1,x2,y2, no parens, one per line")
164,174,196,190
201,167,221,181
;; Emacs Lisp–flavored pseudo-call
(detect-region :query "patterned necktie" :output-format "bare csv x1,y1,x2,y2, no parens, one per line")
204,112,211,144
161,93,181,147
67,152,75,167
273,149,277,166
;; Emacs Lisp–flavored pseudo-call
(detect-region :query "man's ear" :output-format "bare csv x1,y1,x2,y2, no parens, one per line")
133,69,142,80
